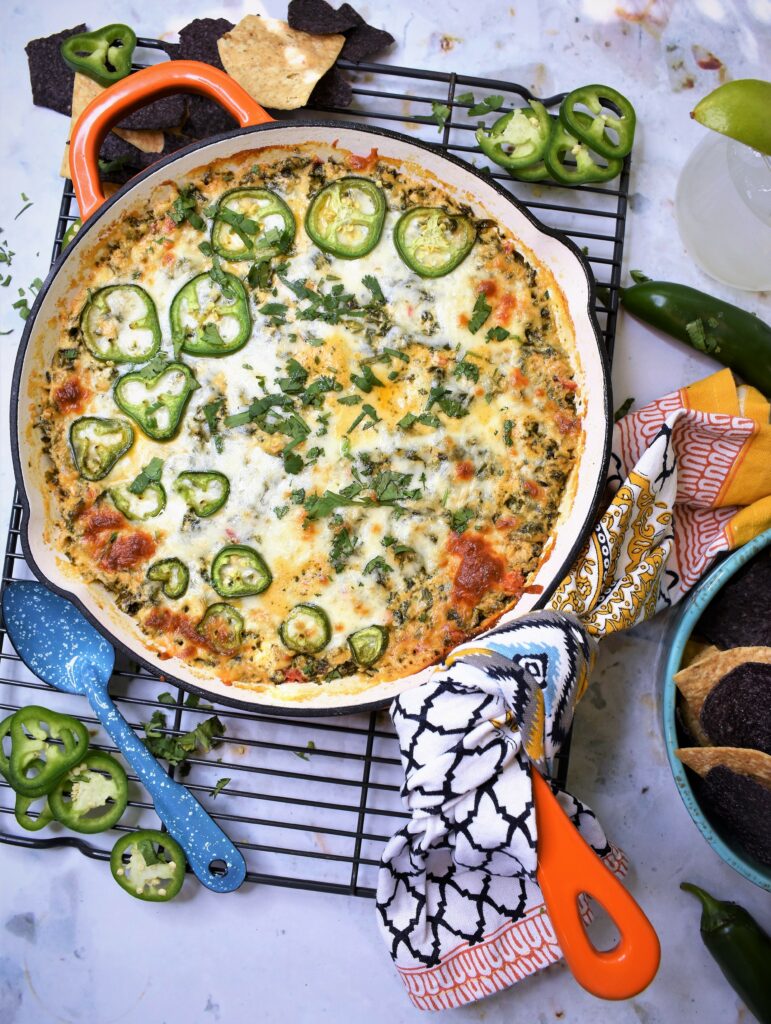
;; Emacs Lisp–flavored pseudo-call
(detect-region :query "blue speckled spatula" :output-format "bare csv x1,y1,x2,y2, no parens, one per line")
3,581,246,893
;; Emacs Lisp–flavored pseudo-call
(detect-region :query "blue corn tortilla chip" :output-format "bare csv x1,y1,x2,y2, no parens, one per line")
308,66,353,108
698,765,771,867
340,24,394,61
701,662,771,754
288,0,363,34
697,548,771,649
26,24,86,115
176,18,238,139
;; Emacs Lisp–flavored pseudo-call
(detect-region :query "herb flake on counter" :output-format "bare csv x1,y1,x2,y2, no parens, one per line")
421,101,451,132
467,94,504,117
142,710,225,776
613,397,635,422
209,777,231,799
294,740,317,761
14,193,33,220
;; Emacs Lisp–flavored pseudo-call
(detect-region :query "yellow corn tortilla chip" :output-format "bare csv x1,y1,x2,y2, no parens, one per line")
677,746,771,790
679,702,711,747
218,15,344,111
681,640,720,668
61,73,164,178
674,646,771,717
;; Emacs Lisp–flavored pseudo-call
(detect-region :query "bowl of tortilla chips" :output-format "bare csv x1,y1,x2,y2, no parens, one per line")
662,527,771,891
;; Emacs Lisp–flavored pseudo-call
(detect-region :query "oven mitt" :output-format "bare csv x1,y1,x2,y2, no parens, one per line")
377,369,771,1010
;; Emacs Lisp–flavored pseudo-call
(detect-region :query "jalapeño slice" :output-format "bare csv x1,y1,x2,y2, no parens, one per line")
174,471,230,517
48,751,128,834
197,603,244,655
560,84,636,160
211,187,295,262
279,603,331,654
348,625,389,667
475,101,553,171
170,271,251,357
544,112,623,185
211,545,272,598
147,558,189,599
305,177,386,259
109,481,166,521
80,285,161,363
70,417,134,481
394,207,476,278
113,361,199,441
110,829,186,901
14,786,55,832
5,706,90,798
60,24,136,88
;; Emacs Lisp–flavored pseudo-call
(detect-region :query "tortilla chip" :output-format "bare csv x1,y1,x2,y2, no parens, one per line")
674,646,771,716
340,23,394,61
25,24,86,115
697,547,771,649
678,701,711,747
218,15,345,111
677,746,771,790
61,74,165,178
681,640,720,668
309,66,353,108
698,765,771,866
288,0,363,35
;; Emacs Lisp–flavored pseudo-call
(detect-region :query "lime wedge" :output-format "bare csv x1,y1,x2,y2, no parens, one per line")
691,79,771,156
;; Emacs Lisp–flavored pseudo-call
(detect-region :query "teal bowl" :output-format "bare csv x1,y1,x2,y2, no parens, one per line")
662,527,771,892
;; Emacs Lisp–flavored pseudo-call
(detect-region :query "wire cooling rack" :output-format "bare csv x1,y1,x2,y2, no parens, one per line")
0,44,631,898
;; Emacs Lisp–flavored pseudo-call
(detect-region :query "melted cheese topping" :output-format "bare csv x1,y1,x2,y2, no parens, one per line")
39,145,583,697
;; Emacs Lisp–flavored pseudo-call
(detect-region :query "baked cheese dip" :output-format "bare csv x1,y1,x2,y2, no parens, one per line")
37,144,583,700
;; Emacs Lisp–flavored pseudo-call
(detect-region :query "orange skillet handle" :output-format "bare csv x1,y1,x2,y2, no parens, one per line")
532,768,661,1000
70,60,275,222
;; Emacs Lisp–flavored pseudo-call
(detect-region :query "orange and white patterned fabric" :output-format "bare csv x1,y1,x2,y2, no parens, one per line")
377,370,771,1011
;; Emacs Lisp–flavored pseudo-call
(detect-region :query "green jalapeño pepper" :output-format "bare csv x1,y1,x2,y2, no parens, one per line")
211,545,272,598
80,285,161,364
174,471,230,517
197,603,244,655
147,558,189,599
394,207,476,278
114,361,199,441
620,273,771,396
212,188,295,262
476,101,553,171
348,625,388,667
49,751,128,834
545,112,623,185
682,883,771,1024
0,712,15,778
279,603,331,654
5,706,89,798
15,786,55,832
305,178,386,259
560,84,636,160
109,482,166,521
111,829,186,901
170,271,251,357
70,417,134,481
60,24,137,88
62,219,82,248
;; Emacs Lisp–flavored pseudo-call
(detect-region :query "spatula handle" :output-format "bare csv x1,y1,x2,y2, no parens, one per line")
533,768,660,999
85,680,246,893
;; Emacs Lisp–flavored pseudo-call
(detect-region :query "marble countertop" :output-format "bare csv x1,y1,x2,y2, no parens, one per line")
1,2,770,1022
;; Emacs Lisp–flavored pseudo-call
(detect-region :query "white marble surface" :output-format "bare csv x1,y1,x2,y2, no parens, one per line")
1,2,771,1022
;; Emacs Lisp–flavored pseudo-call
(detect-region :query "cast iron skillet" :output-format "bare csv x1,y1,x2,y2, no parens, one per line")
11,61,612,716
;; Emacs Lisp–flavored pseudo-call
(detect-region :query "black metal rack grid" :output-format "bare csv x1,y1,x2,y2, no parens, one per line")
0,44,631,899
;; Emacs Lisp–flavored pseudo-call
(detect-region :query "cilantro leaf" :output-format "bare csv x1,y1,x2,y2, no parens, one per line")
203,398,225,452
362,274,385,304
351,363,384,393
128,457,164,494
449,507,474,533
169,186,205,230
613,397,635,422
486,326,510,342
467,95,504,117
330,527,359,572
468,292,492,334
424,101,451,132
209,777,231,798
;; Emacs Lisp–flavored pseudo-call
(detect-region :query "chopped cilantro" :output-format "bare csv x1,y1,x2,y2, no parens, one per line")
169,186,205,230
294,740,316,761
209,777,231,799
362,274,385,304
248,259,273,289
426,384,469,419
259,301,288,325
454,358,480,383
398,411,441,429
467,94,504,117
468,293,492,334
455,90,475,104
277,358,309,394
486,326,510,342
382,536,415,556
346,402,380,434
203,398,224,452
503,419,514,446
198,240,213,257
301,375,341,407
421,101,451,131
128,457,164,494
330,527,359,572
351,363,384,393
274,505,289,518
337,394,362,406
142,710,225,776
685,318,720,355
364,555,393,582
449,507,474,533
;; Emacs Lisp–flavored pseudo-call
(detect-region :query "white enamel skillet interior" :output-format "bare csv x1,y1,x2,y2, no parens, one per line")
12,84,612,716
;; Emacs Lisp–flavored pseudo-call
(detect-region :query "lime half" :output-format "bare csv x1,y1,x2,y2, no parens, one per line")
691,79,771,156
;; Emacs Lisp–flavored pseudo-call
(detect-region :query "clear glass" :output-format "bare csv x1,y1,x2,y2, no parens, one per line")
675,134,771,291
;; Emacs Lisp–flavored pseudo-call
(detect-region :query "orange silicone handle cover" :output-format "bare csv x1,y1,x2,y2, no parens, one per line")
69,60,274,221
532,768,660,1000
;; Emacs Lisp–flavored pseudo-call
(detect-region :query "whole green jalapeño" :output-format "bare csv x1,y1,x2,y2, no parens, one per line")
80,285,161,363
113,361,199,441
170,271,251,357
